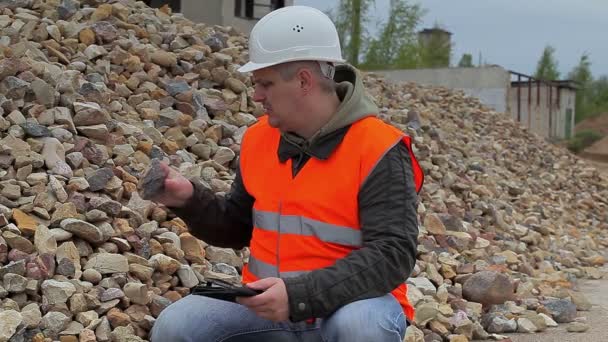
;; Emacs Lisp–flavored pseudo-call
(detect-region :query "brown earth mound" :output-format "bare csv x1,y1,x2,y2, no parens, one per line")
575,113,608,135
581,135,608,162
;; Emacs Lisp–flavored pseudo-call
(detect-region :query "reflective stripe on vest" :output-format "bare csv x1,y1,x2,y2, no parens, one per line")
253,209,363,247
247,254,308,279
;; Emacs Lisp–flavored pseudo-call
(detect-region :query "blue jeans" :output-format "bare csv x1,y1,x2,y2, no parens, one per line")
150,293,407,342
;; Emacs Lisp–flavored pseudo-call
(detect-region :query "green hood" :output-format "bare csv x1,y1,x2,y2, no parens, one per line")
283,64,379,146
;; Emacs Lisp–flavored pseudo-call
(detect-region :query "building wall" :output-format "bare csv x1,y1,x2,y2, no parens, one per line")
507,84,576,139
560,89,576,139
180,0,223,27
372,66,511,113
180,0,294,34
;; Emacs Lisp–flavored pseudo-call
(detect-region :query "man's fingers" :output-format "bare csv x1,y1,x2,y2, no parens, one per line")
246,277,279,291
237,293,271,308
164,177,182,191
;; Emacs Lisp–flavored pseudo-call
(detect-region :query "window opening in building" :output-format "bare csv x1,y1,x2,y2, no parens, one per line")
235,0,286,20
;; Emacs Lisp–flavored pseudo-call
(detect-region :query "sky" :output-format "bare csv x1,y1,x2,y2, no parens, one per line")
294,0,608,79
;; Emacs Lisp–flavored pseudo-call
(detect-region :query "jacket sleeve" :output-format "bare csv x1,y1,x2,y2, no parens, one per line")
168,168,255,249
283,141,419,322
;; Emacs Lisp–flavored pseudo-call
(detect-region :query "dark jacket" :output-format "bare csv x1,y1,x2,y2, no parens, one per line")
170,65,420,322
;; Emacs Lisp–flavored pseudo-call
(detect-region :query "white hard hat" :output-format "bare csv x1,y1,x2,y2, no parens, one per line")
238,6,345,73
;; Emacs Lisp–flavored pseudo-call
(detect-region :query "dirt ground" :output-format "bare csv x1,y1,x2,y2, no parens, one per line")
585,159,608,173
481,268,608,342
575,113,608,162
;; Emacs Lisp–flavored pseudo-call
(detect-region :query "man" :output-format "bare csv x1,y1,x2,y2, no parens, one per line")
150,5,423,342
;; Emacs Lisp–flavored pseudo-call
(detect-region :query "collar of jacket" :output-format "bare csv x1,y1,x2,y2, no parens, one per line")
277,126,350,162
275,64,377,163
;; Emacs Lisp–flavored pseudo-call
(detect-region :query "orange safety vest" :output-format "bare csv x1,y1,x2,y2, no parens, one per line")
239,115,424,320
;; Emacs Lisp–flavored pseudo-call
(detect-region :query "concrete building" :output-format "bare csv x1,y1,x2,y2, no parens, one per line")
145,0,293,34
372,66,577,140
509,75,577,140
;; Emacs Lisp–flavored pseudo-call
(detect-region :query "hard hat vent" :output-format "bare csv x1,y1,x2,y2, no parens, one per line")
292,25,304,33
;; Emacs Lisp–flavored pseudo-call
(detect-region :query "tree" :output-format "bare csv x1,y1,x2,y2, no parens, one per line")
418,24,452,68
458,53,474,67
534,45,560,80
330,0,373,67
588,76,608,117
361,0,426,70
568,53,593,122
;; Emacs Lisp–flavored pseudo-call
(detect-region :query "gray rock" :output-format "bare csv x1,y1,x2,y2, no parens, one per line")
84,253,128,274
77,124,109,140
84,45,108,60
95,316,111,341
111,325,145,342
206,246,243,269
65,152,84,169
542,299,578,323
55,258,75,277
569,291,592,311
100,288,124,302
212,147,235,165
73,102,111,126
86,167,114,192
21,303,41,328
0,76,29,99
58,0,79,20
41,311,70,338
34,224,57,255
31,78,55,107
204,34,225,52
0,310,22,341
0,260,26,278
89,196,122,217
414,301,438,325
165,80,190,96
463,271,514,306
567,322,590,332
41,279,76,304
60,218,103,243
91,21,118,42
483,314,517,333
407,277,437,296
123,282,150,305
4,273,28,292
211,262,238,277
138,159,166,200
516,317,537,333
0,183,20,200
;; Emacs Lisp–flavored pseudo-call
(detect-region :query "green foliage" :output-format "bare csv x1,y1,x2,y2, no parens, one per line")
567,53,608,123
330,0,373,66
534,45,560,81
568,53,594,122
583,76,608,121
458,53,474,67
361,0,426,70
418,24,451,68
567,130,603,153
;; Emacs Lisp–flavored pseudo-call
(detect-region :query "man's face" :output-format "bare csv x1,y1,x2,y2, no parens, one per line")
251,67,303,132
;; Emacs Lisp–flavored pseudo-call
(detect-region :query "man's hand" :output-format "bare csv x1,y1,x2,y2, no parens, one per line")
237,277,290,322
149,163,194,208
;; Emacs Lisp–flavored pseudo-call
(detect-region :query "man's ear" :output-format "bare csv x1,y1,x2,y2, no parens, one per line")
296,68,314,94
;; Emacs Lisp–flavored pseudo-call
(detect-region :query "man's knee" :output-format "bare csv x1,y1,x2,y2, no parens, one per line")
322,295,406,341
150,297,194,340
151,295,226,341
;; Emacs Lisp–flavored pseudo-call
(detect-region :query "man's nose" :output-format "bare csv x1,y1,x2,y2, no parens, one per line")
253,86,265,102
